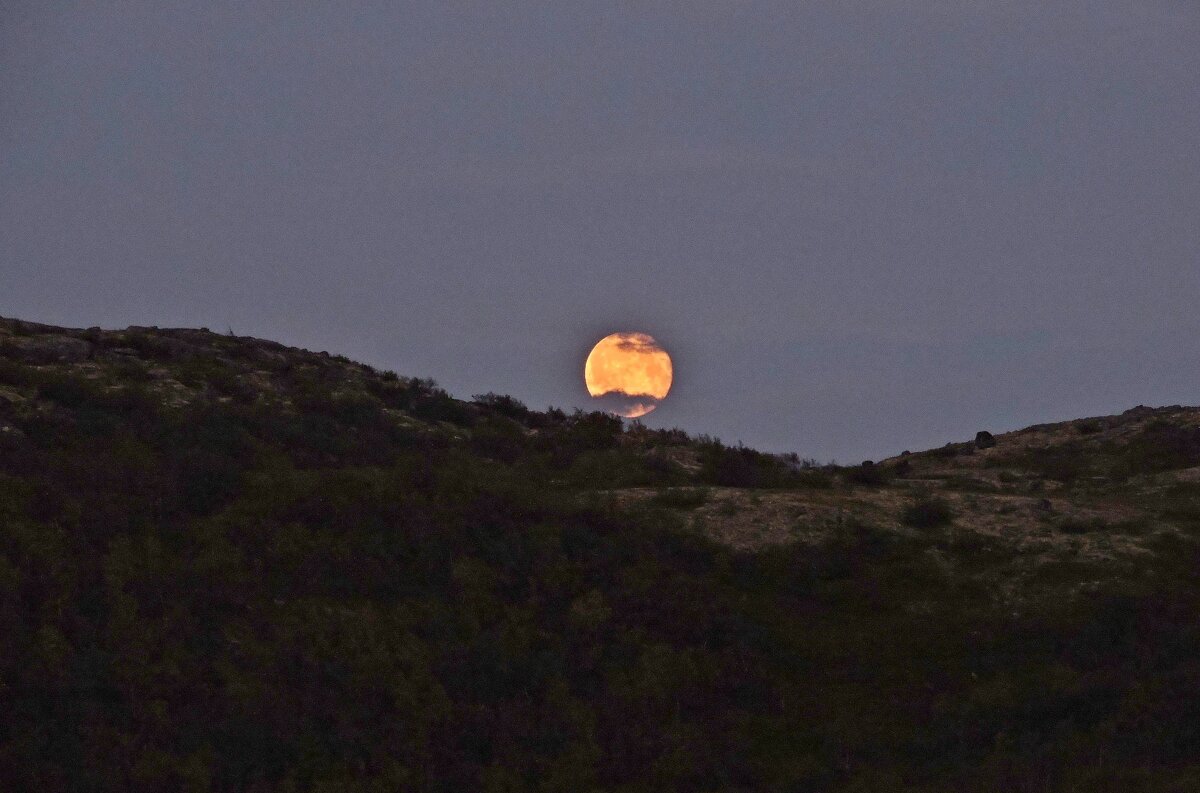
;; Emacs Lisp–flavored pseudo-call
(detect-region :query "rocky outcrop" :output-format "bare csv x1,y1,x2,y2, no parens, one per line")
974,430,996,449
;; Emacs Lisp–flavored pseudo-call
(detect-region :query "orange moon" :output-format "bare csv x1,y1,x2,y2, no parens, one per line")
584,332,673,418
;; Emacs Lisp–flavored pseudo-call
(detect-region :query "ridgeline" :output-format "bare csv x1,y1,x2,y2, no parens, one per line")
2,317,1199,791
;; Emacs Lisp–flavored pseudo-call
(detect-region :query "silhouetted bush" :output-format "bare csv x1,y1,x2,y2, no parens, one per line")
563,448,673,489
846,461,889,487
697,440,809,488
901,495,955,528
469,415,528,463
539,410,624,467
472,392,531,422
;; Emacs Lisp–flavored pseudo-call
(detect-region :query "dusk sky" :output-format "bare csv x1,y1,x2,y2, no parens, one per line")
3,2,1198,461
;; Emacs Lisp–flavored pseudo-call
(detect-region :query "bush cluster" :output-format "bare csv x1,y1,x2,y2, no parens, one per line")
901,495,955,528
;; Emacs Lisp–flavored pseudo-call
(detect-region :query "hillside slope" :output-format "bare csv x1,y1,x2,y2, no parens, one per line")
2,316,1200,792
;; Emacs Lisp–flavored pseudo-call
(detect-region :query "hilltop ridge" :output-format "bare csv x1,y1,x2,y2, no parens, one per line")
3,315,1200,790
4,315,1198,565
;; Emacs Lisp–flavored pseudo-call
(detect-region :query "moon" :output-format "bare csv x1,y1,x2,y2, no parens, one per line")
584,332,673,418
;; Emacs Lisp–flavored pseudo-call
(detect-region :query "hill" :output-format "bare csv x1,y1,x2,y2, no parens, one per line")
2,316,1200,791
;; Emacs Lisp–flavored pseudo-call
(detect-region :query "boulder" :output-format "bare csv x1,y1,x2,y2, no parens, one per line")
974,431,997,450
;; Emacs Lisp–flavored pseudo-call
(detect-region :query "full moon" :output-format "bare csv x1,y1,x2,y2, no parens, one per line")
584,332,673,418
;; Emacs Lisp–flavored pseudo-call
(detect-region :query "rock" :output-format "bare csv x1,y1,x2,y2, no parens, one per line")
974,431,997,449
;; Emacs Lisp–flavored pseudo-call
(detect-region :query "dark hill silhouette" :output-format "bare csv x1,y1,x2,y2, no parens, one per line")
3,316,1200,791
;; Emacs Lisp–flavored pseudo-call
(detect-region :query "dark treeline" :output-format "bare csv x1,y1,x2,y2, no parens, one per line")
2,347,1200,791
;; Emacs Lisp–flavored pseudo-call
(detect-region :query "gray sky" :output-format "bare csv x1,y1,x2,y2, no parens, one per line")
3,2,1198,461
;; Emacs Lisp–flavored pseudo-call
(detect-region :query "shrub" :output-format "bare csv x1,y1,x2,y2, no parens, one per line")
794,466,835,489
469,416,528,463
562,448,670,489
846,462,889,487
697,441,809,488
901,496,954,528
472,392,531,422
409,390,475,426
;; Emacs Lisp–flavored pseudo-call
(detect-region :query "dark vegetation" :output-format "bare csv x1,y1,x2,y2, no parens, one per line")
696,440,828,489
845,461,889,487
900,495,955,529
3,321,1200,790
985,419,1200,487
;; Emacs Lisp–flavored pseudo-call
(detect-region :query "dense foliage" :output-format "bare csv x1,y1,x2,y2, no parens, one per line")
2,329,1200,791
